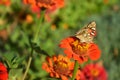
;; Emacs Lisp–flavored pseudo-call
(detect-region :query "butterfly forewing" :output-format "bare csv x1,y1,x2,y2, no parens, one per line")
75,21,96,43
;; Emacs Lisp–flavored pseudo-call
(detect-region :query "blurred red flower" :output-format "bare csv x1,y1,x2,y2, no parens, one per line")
103,0,109,4
42,55,74,80
59,37,101,63
82,63,107,80
0,0,10,6
23,0,64,9
0,62,8,80
23,0,64,20
23,0,64,21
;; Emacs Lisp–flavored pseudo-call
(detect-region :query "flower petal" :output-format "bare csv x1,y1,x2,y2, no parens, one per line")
42,62,51,72
61,75,68,80
0,62,8,80
88,43,101,60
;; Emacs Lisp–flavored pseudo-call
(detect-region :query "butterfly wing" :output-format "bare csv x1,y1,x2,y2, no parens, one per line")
75,21,96,43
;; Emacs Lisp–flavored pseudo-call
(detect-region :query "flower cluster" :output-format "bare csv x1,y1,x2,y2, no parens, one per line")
0,0,110,79
42,56,107,80
42,21,107,80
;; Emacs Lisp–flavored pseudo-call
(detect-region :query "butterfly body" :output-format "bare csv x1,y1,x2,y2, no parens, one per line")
75,21,96,43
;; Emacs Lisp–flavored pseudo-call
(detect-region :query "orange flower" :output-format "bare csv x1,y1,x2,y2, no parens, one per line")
23,0,64,21
23,0,64,12
59,37,101,63
0,62,8,80
82,63,108,80
0,0,10,6
42,55,74,80
25,14,33,24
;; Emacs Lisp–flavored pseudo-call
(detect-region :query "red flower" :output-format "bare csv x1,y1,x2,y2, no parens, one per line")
75,69,86,80
23,0,64,9
23,0,64,20
59,37,101,63
42,55,74,80
23,0,64,13
0,0,10,6
0,62,8,80
82,63,107,80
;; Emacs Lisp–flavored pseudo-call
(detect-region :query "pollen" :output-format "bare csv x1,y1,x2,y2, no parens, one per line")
91,69,99,77
54,60,69,75
71,40,89,55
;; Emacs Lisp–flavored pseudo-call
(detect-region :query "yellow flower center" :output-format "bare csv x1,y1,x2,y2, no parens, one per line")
91,68,99,77
54,60,70,76
71,40,89,56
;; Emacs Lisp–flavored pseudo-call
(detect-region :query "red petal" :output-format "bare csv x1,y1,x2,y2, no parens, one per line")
88,43,101,60
59,37,75,48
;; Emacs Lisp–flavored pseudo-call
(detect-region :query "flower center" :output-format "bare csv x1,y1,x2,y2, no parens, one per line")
71,40,89,56
54,60,69,76
91,69,99,77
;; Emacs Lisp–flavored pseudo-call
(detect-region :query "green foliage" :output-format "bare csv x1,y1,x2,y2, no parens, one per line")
84,7,120,80
0,0,120,80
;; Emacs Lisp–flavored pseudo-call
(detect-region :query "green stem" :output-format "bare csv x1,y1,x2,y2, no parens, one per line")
22,56,32,80
71,60,79,80
22,11,45,80
1,8,7,19
22,46,33,80
33,11,45,42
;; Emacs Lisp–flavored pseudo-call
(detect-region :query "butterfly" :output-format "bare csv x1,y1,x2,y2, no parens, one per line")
75,21,96,43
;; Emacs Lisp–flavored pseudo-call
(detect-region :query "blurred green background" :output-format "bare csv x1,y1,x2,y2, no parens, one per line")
0,0,120,80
